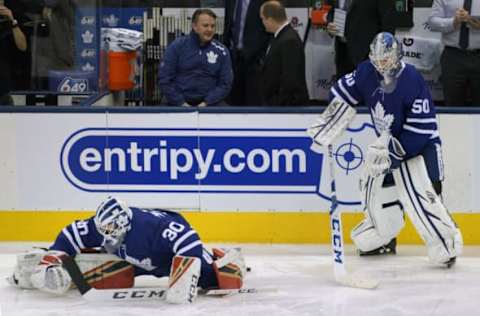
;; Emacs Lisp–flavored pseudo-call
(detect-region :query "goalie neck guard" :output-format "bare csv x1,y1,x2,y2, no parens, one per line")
94,196,132,252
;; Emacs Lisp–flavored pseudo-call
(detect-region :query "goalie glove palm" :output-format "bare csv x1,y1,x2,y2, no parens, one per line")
365,142,391,178
364,133,405,178
30,250,72,295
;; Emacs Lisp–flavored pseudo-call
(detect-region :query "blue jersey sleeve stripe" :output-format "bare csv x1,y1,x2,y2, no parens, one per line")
71,223,86,249
202,248,214,264
177,240,202,256
331,87,348,104
173,229,196,253
337,79,359,105
62,228,81,253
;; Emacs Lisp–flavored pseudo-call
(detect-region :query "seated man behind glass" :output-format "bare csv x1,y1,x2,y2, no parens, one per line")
158,9,233,107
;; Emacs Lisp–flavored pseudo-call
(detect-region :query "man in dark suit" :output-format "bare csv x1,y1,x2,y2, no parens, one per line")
326,0,396,78
259,1,308,106
223,0,270,105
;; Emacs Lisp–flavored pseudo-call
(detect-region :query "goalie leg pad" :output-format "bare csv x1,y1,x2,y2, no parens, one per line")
213,248,245,289
166,256,201,304
82,260,134,289
307,97,356,148
393,156,463,265
352,174,404,252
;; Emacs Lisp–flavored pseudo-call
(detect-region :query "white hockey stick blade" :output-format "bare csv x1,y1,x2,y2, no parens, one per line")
336,275,379,290
202,287,278,296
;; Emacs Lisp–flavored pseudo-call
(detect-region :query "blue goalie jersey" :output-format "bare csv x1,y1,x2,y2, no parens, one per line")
330,61,442,178
49,208,217,289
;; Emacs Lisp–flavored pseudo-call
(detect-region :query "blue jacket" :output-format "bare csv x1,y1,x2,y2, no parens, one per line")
158,31,233,106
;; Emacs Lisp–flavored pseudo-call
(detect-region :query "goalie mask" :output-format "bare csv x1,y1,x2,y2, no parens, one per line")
94,197,132,253
369,32,403,86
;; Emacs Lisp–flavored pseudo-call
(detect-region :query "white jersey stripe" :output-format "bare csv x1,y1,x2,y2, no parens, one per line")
71,223,86,249
406,118,437,124
337,80,359,105
177,240,202,255
173,230,196,253
331,87,342,100
403,124,436,135
62,228,81,253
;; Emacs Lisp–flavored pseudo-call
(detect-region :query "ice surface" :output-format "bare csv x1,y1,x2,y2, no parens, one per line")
1,242,479,316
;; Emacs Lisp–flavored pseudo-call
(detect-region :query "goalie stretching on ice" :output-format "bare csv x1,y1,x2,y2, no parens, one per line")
308,32,462,267
7,196,246,303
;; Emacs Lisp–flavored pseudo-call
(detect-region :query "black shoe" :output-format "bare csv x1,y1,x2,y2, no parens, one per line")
359,238,397,256
445,257,456,268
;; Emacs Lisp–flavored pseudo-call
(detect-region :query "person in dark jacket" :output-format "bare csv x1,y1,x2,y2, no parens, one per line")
158,9,233,107
259,1,309,106
223,0,270,106
0,0,27,105
325,0,396,78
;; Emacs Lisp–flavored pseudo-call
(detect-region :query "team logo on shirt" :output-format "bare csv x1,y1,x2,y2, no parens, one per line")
371,102,394,134
206,51,218,64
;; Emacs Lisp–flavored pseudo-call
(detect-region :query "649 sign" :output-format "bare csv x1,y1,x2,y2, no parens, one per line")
58,77,89,93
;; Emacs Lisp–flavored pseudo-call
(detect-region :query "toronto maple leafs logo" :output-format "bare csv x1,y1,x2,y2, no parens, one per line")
206,51,218,64
371,102,394,134
81,62,95,72
81,30,94,44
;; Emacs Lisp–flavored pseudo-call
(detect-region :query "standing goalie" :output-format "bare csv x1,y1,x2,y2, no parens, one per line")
308,32,462,267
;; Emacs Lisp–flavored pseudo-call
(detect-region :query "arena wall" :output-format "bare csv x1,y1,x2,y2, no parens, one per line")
0,108,478,244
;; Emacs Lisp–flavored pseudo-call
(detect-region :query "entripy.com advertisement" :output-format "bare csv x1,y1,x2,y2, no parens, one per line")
61,128,323,194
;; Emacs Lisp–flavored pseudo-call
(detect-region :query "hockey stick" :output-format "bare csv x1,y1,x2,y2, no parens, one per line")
62,256,273,301
327,144,379,289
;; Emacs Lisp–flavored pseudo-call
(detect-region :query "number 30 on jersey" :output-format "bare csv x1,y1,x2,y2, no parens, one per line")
162,222,185,241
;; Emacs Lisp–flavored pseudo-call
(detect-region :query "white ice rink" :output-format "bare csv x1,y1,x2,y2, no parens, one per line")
1,242,479,316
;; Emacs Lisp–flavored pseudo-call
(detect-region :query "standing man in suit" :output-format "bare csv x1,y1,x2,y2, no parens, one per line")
223,0,270,105
259,0,309,106
326,0,396,78
429,0,480,106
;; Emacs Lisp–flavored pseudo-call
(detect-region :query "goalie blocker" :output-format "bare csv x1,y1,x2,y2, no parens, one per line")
307,97,356,149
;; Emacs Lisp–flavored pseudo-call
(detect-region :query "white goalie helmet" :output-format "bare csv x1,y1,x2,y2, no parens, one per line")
369,32,403,79
94,196,132,252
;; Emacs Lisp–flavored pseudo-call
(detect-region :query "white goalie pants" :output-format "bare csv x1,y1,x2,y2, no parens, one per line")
351,156,463,265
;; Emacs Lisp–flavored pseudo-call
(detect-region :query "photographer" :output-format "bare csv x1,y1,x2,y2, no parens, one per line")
0,0,27,105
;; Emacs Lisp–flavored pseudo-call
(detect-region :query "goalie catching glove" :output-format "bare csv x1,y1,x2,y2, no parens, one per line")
213,248,246,289
364,133,405,178
165,248,246,304
30,250,72,295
